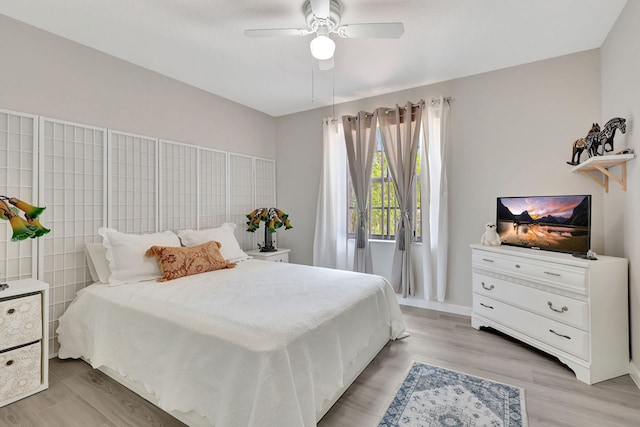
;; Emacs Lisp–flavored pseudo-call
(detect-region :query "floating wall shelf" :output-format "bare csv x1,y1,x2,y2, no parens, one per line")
570,153,635,192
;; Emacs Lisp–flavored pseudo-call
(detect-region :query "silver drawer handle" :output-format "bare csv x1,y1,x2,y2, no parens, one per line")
480,302,494,309
481,258,494,263
547,301,568,313
544,271,561,277
6,308,15,315
549,329,571,340
481,282,494,291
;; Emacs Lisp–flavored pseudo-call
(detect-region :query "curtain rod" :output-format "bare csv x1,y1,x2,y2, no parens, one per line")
383,100,424,114
343,112,375,121
430,96,452,105
342,96,450,120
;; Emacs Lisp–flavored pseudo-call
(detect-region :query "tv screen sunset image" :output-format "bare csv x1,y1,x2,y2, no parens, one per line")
497,195,590,253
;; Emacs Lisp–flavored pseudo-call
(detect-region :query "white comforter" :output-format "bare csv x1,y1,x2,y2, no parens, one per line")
57,260,405,426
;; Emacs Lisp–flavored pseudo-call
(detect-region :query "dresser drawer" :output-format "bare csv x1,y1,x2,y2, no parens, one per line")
472,252,586,293
473,274,589,330
0,294,42,349
0,342,42,402
474,294,589,360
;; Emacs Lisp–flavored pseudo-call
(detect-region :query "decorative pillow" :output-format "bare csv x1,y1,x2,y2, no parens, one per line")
177,223,250,262
145,240,237,282
85,242,111,283
98,227,181,285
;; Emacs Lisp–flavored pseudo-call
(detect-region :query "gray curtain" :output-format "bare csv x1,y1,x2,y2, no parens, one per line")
342,111,378,273
377,100,425,296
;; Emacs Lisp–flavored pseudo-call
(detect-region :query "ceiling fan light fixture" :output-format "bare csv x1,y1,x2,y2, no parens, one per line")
310,34,335,60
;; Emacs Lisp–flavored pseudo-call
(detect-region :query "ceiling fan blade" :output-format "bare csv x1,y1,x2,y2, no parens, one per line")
244,28,310,37
318,57,334,71
337,23,404,39
309,0,330,18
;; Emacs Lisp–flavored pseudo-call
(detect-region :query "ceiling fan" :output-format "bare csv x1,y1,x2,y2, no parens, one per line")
244,0,404,70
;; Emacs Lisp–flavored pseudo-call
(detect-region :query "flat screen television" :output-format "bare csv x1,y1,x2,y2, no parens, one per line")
496,195,591,255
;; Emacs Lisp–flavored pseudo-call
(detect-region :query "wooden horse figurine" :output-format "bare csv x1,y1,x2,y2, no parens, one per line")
568,123,600,165
585,117,627,157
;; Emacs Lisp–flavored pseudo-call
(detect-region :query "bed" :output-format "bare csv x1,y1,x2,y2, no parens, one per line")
57,226,405,426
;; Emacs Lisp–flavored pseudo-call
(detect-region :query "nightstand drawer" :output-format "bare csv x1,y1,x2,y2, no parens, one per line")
0,342,42,402
0,293,42,349
266,253,288,263
246,249,290,263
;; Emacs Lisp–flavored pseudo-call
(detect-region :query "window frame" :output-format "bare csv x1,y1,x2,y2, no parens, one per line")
347,128,422,243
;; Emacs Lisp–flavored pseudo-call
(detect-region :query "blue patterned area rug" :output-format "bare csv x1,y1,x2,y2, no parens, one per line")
379,361,527,427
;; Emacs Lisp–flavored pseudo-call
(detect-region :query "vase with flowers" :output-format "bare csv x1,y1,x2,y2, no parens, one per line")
246,207,292,252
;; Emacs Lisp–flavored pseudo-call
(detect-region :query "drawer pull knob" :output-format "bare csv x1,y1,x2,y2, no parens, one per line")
7,308,16,315
481,258,494,263
544,271,561,277
5,360,14,367
547,302,568,313
515,264,521,268
480,302,494,310
481,282,494,291
549,329,571,340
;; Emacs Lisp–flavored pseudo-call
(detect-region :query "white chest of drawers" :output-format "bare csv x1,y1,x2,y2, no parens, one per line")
471,244,628,384
0,278,49,407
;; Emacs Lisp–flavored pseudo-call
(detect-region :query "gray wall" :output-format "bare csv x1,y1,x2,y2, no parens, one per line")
0,14,621,323
276,50,603,309
601,0,640,382
0,14,276,158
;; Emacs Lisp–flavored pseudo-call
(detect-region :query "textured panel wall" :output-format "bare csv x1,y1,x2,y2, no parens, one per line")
0,110,275,356
40,117,107,354
0,110,38,282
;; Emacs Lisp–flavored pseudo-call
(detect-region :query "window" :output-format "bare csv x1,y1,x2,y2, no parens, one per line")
347,128,422,242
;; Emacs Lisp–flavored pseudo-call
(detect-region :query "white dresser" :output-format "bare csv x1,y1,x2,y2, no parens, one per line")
246,248,290,263
471,244,628,384
0,278,49,407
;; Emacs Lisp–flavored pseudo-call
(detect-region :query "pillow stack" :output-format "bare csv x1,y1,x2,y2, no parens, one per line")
85,223,250,285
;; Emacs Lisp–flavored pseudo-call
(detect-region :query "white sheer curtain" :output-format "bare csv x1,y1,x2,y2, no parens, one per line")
377,100,425,297
312,118,348,270
421,96,450,301
342,111,377,273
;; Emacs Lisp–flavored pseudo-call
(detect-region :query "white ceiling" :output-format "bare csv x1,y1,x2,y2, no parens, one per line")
0,0,627,117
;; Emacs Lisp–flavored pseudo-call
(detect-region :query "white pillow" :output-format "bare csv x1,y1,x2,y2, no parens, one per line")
178,223,249,262
85,242,111,284
98,227,181,285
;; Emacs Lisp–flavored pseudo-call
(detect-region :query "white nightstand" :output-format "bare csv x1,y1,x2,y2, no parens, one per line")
0,278,49,407
246,248,291,263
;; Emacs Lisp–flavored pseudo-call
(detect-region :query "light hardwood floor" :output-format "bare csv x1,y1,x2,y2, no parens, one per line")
1,306,639,426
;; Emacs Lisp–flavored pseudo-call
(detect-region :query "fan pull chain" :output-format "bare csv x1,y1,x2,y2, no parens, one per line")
311,69,315,103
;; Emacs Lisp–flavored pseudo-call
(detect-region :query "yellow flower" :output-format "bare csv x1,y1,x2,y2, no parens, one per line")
26,216,51,237
9,197,46,219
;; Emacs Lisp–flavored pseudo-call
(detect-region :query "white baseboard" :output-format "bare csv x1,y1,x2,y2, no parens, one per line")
630,359,640,390
397,295,472,316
